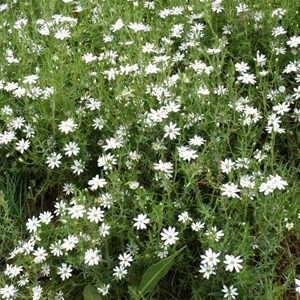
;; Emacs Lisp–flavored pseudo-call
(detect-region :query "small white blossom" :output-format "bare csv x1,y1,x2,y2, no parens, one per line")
133,214,150,230
178,211,192,223
200,248,221,267
221,182,240,198
118,253,133,268
58,119,78,134
222,285,238,299
160,226,179,246
88,175,107,190
46,152,62,169
57,263,73,281
84,249,101,266
224,255,243,272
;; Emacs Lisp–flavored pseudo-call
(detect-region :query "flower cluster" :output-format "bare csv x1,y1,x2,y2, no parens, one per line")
0,0,299,299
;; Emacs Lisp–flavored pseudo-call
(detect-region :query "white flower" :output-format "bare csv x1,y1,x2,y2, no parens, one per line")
222,285,238,299
41,264,50,276
270,174,288,190
272,26,286,37
97,284,110,296
205,226,224,242
142,42,158,53
102,137,123,151
237,73,256,84
160,226,179,246
58,119,78,134
199,263,216,279
259,175,287,195
148,108,168,123
23,74,39,84
254,51,267,67
145,63,161,75
295,278,300,293
88,175,107,190
189,135,206,146
235,61,250,73
4,264,23,279
126,242,139,256
212,0,224,13
171,23,184,38
118,252,133,268
133,214,150,230
156,247,169,258
84,249,101,266
33,247,48,264
285,222,294,231
18,275,29,287
293,86,300,100
0,130,16,145
93,117,104,130
46,152,62,169
259,179,274,195
128,22,151,32
165,101,181,113
287,36,300,48
103,68,118,80
177,146,198,161
0,284,18,300
50,240,64,257
68,204,86,219
62,235,79,251
236,157,250,170
82,53,97,63
21,240,35,255
191,221,205,232
224,255,243,272
113,265,127,280
128,181,139,189
57,263,73,281
163,122,180,140
200,248,221,267
99,223,111,237
54,291,65,300
87,207,104,223
32,285,43,300
221,182,240,198
16,139,30,153
63,142,80,157
111,18,124,32
55,28,71,40
54,200,67,216
236,3,249,14
71,159,85,175
62,184,73,197
178,211,192,223
86,98,101,110
220,158,235,174
39,211,53,224
26,216,41,233
273,102,290,115
97,153,117,170
153,160,173,179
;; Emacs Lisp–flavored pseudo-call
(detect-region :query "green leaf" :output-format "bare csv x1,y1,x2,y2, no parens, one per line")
138,245,186,296
83,284,102,300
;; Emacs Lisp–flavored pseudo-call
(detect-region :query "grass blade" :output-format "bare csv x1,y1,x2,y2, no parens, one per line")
83,284,102,300
138,245,186,296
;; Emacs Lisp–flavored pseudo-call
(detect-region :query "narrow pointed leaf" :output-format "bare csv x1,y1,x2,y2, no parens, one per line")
138,246,186,296
83,284,102,300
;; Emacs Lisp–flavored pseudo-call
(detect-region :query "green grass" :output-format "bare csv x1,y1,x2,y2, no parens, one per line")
0,0,300,299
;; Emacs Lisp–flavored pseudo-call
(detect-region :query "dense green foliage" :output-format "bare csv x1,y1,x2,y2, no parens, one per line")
0,0,300,299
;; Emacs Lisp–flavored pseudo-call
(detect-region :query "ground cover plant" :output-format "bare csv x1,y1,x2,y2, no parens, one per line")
0,0,300,299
